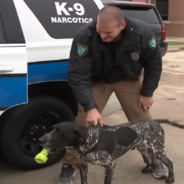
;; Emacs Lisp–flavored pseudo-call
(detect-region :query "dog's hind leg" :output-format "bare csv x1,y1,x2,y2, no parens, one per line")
141,152,152,174
145,132,174,184
137,144,152,174
147,142,174,184
153,150,174,184
79,162,88,184
104,162,116,184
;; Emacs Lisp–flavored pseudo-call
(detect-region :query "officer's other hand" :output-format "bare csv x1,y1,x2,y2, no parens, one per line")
138,96,153,111
86,109,103,127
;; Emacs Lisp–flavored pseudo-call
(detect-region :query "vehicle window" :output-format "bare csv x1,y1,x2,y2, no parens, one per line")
0,15,6,43
120,7,160,24
0,0,25,44
24,0,100,39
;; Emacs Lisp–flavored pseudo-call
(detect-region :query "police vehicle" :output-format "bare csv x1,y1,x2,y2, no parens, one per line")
0,0,166,171
0,0,115,170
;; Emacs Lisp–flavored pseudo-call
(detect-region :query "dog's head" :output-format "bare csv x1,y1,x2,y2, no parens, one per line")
38,122,87,150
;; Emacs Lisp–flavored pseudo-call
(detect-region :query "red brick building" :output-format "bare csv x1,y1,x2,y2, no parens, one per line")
103,0,184,37
133,0,184,37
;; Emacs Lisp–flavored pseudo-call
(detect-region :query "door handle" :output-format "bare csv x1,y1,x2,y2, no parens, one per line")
0,65,14,72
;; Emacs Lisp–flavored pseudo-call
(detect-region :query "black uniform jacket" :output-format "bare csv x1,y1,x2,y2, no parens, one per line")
67,17,162,112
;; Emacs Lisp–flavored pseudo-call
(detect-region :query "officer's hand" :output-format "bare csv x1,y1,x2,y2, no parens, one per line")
138,96,153,111
86,109,103,127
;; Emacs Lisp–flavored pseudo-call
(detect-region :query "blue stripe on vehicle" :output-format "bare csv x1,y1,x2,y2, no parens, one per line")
0,76,27,108
28,61,68,84
0,61,69,109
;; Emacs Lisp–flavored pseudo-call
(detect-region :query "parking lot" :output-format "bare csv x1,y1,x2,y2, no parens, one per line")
0,50,184,184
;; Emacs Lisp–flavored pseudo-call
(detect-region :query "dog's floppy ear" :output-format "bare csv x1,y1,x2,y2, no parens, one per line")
73,126,86,144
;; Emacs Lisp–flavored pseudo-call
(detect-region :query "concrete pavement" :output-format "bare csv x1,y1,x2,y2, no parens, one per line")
167,36,184,42
0,51,184,184
163,51,184,73
166,36,184,52
1,95,184,184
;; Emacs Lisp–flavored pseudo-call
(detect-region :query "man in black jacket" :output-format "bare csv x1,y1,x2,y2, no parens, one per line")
57,6,168,184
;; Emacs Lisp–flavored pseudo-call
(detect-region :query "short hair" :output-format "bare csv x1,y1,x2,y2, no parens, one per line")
97,6,124,26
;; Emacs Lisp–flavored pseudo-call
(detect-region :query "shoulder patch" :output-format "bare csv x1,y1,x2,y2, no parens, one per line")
131,52,140,61
148,37,157,49
77,44,88,57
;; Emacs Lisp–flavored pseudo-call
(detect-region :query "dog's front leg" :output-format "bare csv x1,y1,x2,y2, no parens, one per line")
85,151,115,184
104,162,116,184
79,162,88,184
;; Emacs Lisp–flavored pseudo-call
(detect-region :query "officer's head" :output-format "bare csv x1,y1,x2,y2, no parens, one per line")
96,6,126,42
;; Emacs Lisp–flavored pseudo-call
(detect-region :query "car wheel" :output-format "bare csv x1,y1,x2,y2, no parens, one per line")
0,96,75,170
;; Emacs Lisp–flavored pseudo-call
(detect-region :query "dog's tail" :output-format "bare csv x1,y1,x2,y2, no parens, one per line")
153,119,184,129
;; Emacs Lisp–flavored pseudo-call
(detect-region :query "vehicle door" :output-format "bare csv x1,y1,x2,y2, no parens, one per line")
0,0,27,112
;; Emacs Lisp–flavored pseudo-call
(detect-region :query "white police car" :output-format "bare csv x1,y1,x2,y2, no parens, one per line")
0,0,121,170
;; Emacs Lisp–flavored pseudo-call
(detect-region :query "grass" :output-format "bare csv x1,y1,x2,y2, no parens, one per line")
168,41,184,46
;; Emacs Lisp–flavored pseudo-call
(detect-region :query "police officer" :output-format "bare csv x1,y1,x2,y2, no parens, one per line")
57,6,168,184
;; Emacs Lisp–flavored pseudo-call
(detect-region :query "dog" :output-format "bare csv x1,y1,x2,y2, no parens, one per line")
38,119,184,184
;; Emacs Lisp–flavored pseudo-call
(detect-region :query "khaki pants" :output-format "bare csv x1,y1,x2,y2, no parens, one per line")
63,79,151,168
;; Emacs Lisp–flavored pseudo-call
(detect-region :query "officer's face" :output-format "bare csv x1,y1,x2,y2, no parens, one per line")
96,19,126,42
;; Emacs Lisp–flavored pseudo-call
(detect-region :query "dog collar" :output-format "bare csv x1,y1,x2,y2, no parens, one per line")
79,127,100,153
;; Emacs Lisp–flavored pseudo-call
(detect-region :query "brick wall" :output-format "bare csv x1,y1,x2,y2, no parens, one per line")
168,0,184,21
133,0,184,37
165,24,184,37
165,0,184,37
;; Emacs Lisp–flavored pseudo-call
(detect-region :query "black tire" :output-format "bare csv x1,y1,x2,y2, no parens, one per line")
0,96,75,170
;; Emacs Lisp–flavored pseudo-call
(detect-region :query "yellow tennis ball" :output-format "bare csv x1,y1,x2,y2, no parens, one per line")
34,148,50,164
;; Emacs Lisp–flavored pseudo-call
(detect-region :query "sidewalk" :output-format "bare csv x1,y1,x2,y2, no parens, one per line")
166,36,184,52
162,50,184,74
1,70,184,184
0,60,184,184
167,36,184,42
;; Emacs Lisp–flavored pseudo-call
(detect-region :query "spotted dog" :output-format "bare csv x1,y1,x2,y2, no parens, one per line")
38,119,184,184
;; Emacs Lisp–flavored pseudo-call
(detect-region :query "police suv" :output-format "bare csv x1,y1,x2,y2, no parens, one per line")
0,0,166,171
0,0,110,170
